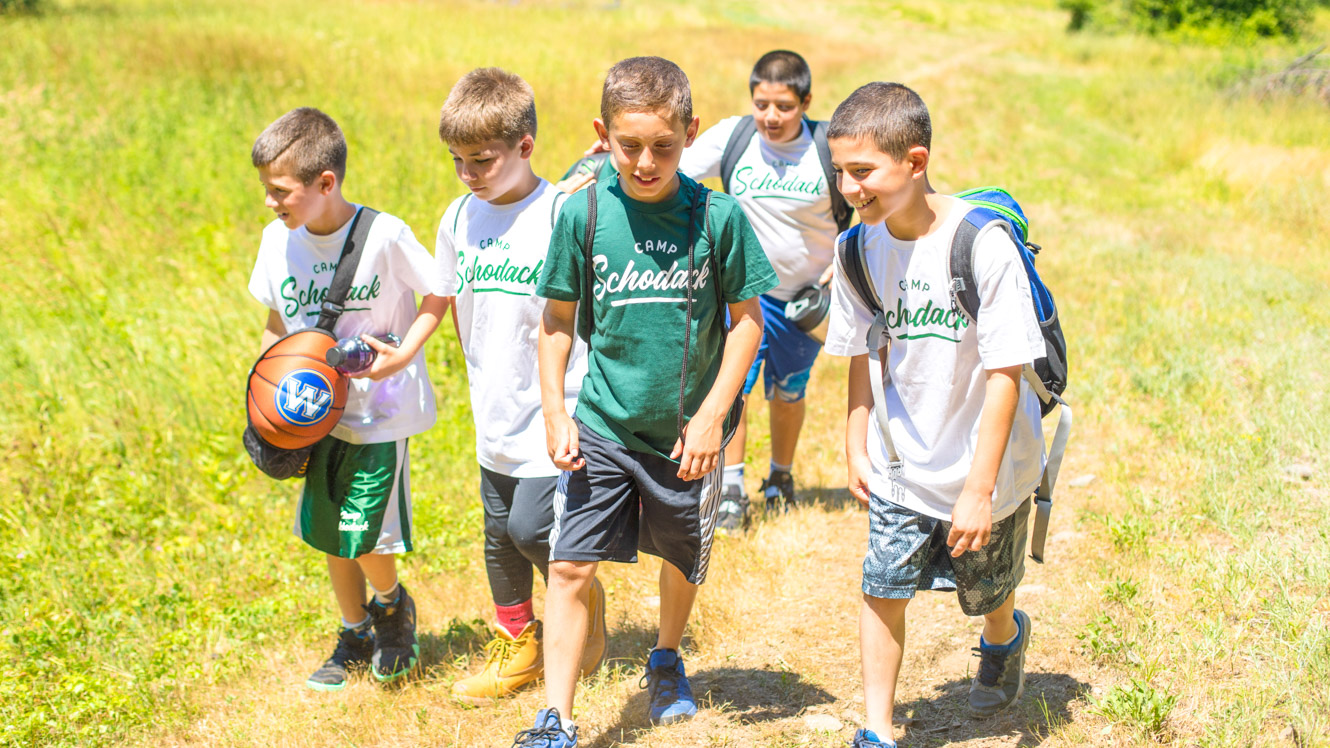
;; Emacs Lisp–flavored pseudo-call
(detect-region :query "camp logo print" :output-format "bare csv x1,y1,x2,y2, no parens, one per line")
274,369,334,426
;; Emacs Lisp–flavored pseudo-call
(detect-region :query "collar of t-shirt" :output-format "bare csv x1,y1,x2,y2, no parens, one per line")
467,180,551,217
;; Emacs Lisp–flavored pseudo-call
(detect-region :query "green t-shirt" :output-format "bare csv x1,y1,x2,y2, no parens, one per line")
536,173,777,458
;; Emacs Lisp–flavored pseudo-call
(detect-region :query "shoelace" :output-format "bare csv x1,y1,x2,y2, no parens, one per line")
483,634,520,671
329,629,370,666
972,645,1008,687
639,664,679,701
511,720,566,747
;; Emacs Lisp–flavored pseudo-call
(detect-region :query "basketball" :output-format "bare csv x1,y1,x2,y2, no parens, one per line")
246,328,349,450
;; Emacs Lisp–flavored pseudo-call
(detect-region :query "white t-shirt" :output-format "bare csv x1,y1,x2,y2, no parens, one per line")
680,116,837,302
249,207,444,444
823,197,1046,522
435,180,588,478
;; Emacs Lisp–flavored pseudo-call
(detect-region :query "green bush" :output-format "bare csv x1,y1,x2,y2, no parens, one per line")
0,0,42,13
1061,0,1316,38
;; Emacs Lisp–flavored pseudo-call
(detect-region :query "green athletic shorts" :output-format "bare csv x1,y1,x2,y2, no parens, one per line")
296,437,413,558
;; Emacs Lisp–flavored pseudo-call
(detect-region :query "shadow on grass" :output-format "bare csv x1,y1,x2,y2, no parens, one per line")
894,672,1090,747
417,616,491,674
582,665,835,748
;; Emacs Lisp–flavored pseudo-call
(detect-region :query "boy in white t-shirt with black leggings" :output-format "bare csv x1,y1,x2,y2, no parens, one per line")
823,83,1047,747
679,50,851,530
433,68,604,705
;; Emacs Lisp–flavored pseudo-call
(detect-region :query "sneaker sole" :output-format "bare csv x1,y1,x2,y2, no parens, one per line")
451,676,542,706
305,678,349,692
650,706,698,726
372,644,421,683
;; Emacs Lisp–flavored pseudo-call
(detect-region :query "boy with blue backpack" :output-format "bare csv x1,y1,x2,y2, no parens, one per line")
823,82,1070,747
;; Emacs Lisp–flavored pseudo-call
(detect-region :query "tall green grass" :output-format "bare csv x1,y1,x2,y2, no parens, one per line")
2,0,1328,745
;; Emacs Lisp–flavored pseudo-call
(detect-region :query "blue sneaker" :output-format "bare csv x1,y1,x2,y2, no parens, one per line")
511,708,577,748
851,728,896,747
969,609,1031,716
640,648,697,725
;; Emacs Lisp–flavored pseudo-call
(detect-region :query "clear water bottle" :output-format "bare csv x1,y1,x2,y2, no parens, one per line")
325,333,401,375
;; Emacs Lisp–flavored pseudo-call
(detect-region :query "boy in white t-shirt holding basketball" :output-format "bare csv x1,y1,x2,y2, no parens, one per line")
822,83,1047,747
679,50,852,530
248,107,448,691
433,68,604,704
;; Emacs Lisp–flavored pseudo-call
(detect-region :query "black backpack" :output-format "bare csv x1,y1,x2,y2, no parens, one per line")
719,114,853,234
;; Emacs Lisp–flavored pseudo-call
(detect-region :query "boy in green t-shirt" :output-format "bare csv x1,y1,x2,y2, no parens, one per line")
519,57,777,745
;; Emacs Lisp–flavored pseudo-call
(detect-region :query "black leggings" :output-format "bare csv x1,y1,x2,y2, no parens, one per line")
480,467,556,606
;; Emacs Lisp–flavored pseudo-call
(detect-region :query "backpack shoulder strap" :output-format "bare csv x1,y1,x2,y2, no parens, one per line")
807,118,853,234
550,188,569,229
834,224,881,316
719,115,757,194
947,206,1017,323
580,188,597,342
451,193,472,236
316,206,380,332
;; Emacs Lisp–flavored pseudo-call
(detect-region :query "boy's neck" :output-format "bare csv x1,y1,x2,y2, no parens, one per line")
305,195,357,236
884,182,950,242
487,168,541,206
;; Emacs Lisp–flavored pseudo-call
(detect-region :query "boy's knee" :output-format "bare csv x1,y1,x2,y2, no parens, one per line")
549,560,596,586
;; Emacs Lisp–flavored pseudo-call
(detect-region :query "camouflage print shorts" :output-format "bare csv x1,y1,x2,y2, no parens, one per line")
862,495,1030,616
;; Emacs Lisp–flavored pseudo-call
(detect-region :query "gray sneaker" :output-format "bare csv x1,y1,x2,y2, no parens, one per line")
716,484,749,534
969,609,1030,717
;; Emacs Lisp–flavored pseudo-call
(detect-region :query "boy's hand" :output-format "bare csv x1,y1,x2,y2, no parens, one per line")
847,452,873,509
947,487,993,557
354,334,409,381
670,409,723,481
818,263,835,287
546,412,584,471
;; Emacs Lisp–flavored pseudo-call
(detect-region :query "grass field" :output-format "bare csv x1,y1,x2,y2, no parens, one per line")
2,0,1329,745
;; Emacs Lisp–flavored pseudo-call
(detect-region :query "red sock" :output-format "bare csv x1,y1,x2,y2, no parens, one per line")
495,600,535,638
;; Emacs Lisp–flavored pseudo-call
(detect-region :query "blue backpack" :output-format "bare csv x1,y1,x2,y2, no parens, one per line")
836,188,1071,562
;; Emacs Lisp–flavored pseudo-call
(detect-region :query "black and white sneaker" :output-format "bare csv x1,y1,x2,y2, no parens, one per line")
367,584,420,683
306,625,373,691
716,484,750,534
761,471,796,513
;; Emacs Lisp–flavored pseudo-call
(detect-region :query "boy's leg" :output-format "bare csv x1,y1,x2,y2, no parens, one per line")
719,349,764,532
756,295,820,511
656,561,699,651
482,469,539,628
981,591,1019,646
861,594,909,741
543,559,598,716
327,555,369,622
767,397,805,470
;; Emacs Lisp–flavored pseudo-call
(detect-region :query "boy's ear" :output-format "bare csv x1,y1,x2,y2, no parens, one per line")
907,145,930,179
317,170,338,195
592,118,611,150
800,93,813,112
519,134,535,160
684,116,700,147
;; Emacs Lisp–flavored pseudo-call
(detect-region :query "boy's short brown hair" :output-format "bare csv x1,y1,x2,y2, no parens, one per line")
828,82,932,161
600,56,692,129
438,67,538,146
251,107,347,184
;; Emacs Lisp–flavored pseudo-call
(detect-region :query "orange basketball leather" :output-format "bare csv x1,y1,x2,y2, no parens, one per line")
246,328,349,450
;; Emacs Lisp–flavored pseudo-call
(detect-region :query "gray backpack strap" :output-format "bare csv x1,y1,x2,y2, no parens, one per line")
719,115,757,194
315,206,379,332
580,188,598,342
550,189,569,229
950,207,1071,562
807,118,853,234
835,226,901,477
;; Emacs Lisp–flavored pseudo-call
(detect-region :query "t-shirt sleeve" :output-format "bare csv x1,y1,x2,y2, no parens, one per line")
973,227,1044,370
680,117,737,182
535,191,585,302
712,194,777,303
822,229,876,357
388,220,447,297
434,199,462,296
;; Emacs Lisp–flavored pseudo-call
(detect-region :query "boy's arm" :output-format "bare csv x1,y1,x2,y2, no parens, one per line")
539,299,583,471
947,365,1021,557
357,294,449,381
845,353,874,509
259,309,284,355
671,296,763,481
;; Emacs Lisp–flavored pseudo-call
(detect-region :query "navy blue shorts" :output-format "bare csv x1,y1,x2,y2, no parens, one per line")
862,495,1030,616
742,293,822,402
549,420,724,585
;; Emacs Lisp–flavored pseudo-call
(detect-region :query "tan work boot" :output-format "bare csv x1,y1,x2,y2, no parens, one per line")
450,621,543,705
580,577,607,677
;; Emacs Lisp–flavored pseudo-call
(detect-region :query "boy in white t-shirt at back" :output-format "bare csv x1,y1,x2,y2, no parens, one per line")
679,50,851,530
433,68,603,704
248,107,449,691
822,83,1047,747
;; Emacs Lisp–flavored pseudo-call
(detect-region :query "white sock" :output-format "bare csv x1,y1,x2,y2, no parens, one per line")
370,580,400,605
723,464,744,489
560,717,576,734
342,614,371,631
769,461,792,475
